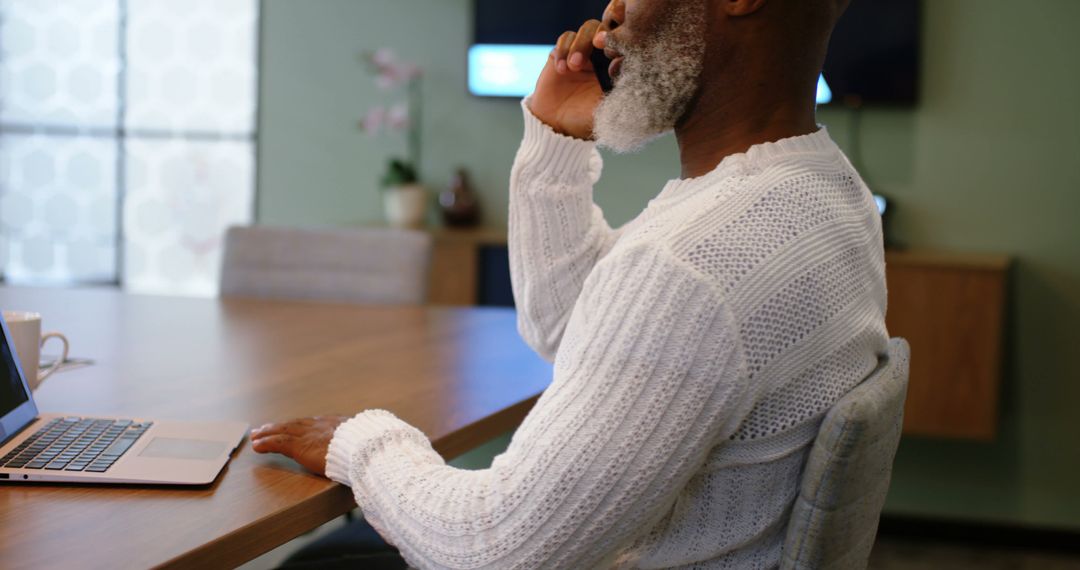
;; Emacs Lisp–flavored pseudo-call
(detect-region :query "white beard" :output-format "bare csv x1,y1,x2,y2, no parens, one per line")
593,1,707,154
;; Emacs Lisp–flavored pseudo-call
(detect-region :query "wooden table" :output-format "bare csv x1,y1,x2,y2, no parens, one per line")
0,287,552,569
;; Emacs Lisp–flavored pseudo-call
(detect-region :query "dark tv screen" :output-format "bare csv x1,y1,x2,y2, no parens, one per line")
469,0,920,106
824,0,921,106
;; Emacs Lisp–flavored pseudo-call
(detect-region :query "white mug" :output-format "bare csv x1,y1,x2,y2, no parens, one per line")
2,311,70,392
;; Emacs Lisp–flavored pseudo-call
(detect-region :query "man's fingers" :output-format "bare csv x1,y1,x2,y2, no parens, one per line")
251,421,289,438
554,19,605,74
253,419,303,437
251,434,296,455
594,29,608,51
568,20,602,72
554,31,577,73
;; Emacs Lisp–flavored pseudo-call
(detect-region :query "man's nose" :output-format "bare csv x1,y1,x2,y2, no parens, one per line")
604,0,626,30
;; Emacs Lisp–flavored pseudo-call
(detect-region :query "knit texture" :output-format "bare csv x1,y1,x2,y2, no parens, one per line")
325,100,888,569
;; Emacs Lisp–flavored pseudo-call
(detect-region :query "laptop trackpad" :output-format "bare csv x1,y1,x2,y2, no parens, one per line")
139,437,228,460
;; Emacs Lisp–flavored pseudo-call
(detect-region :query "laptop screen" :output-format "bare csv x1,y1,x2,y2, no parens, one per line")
0,320,36,444
1,335,29,416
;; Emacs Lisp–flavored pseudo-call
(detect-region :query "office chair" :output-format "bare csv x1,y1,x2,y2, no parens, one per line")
220,225,432,305
781,338,911,570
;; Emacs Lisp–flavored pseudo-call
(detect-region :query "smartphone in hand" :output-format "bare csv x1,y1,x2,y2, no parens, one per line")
591,49,614,93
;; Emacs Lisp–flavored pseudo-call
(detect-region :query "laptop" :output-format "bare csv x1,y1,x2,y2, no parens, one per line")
0,317,248,485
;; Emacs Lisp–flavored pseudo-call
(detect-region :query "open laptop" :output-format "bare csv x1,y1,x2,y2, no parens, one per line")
0,317,248,485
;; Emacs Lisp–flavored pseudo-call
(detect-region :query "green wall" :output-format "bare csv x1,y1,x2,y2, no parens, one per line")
259,0,1080,530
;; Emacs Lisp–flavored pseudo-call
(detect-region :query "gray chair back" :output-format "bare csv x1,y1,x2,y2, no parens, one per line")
220,225,432,305
780,338,911,570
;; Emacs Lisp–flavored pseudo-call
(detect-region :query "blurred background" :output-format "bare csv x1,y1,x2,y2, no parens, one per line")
1,0,1078,567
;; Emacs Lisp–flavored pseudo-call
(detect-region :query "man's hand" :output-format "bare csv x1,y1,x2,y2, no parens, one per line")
250,415,351,476
528,11,612,140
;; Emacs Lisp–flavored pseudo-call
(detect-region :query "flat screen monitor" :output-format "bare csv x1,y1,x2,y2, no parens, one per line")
469,0,920,107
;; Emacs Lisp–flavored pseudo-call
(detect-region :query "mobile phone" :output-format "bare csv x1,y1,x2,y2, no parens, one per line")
591,49,614,93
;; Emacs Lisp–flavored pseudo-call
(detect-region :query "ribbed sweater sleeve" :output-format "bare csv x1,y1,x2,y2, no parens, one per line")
325,244,753,569
507,99,619,361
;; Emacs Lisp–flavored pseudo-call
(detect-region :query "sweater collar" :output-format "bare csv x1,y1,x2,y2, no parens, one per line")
652,127,838,204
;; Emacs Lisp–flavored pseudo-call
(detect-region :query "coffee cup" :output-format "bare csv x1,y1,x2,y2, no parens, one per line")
2,311,70,392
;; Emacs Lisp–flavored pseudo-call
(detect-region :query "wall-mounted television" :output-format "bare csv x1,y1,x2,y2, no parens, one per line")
469,0,921,107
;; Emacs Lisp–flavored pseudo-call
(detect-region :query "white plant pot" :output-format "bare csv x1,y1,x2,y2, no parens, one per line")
383,184,427,228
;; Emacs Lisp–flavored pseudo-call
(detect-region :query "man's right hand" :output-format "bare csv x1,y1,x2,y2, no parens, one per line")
528,18,608,141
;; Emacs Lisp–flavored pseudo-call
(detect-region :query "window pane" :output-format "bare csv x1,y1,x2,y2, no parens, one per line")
122,138,254,296
124,0,258,134
0,0,120,129
0,133,119,283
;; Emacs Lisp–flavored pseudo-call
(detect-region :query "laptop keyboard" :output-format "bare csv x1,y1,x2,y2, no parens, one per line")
0,417,152,473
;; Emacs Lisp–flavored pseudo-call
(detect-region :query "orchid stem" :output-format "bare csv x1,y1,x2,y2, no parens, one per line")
408,77,422,182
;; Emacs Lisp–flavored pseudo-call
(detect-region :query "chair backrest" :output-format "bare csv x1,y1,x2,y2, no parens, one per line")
220,225,433,305
780,338,911,570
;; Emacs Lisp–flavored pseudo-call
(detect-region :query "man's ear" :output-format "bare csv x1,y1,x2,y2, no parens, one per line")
721,0,768,17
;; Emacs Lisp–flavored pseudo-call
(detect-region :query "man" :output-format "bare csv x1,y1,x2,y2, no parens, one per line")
253,0,887,567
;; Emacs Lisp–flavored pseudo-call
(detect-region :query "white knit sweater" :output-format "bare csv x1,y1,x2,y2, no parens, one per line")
325,101,889,569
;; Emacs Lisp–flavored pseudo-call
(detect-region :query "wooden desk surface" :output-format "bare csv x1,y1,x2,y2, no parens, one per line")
0,287,551,569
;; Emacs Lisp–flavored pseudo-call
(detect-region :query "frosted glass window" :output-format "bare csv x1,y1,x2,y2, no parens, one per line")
125,0,258,134
0,133,118,284
0,0,259,296
123,139,254,297
0,0,120,129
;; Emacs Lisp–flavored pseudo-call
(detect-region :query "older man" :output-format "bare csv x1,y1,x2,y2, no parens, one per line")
253,0,886,568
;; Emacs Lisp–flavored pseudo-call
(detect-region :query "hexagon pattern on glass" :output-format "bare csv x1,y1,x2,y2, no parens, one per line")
0,0,120,128
0,0,258,295
123,138,255,297
0,133,118,284
124,0,258,134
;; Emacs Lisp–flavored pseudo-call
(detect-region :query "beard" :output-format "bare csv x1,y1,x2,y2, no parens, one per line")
593,0,708,154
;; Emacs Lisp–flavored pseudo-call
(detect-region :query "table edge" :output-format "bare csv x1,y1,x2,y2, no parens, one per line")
155,393,543,569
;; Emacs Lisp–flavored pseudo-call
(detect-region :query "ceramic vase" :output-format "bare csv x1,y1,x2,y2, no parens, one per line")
383,183,427,228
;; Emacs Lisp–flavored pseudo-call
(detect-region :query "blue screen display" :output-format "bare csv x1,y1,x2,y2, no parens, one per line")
468,44,834,105
468,45,553,98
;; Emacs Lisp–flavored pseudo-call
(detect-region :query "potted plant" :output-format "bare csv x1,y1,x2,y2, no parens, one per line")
359,49,426,228
379,158,425,228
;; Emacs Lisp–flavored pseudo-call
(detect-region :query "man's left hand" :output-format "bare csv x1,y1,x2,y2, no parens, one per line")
251,415,351,476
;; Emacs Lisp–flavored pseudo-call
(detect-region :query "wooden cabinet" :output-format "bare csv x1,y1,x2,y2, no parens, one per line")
884,250,1010,441
426,228,1011,440
426,227,509,306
